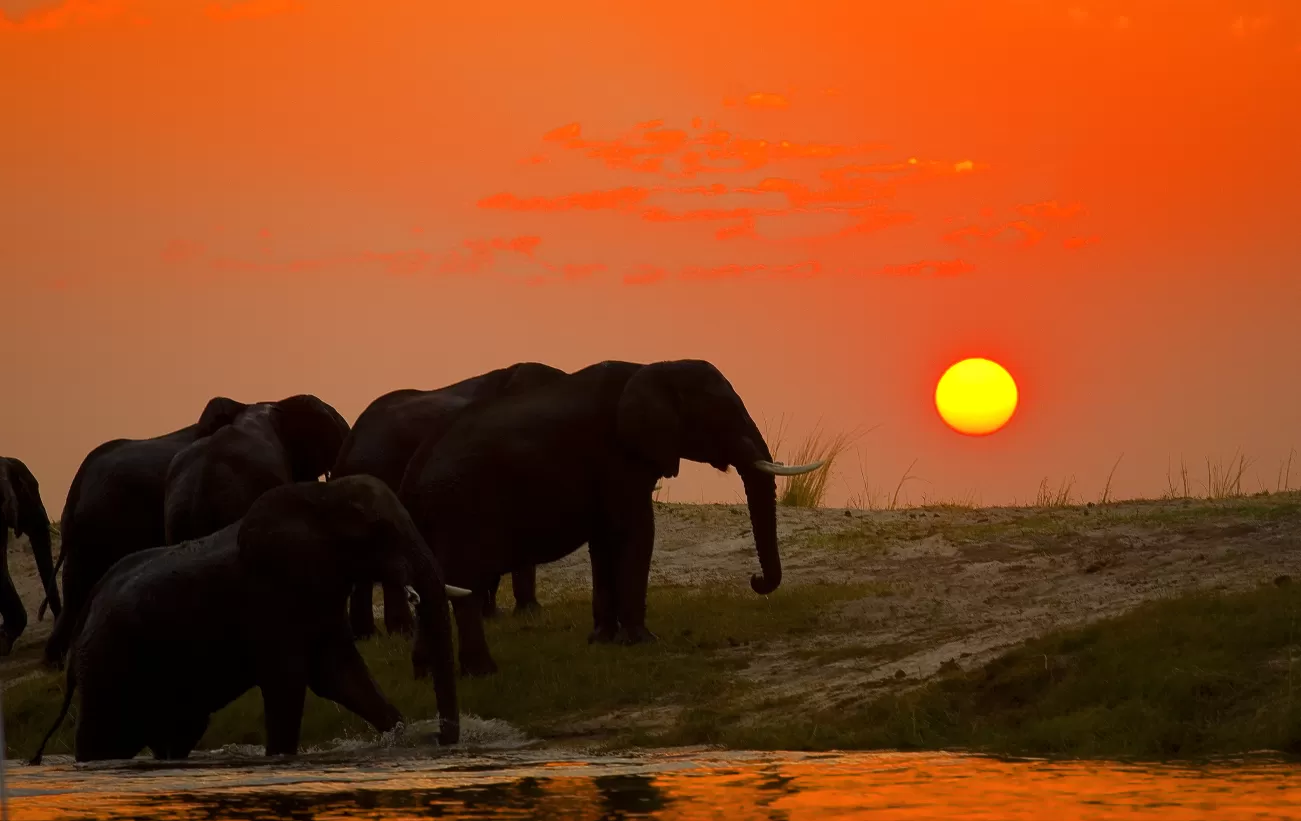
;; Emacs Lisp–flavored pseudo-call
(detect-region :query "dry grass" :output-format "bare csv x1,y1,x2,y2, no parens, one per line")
1098,453,1124,505
1034,475,1077,507
762,414,868,508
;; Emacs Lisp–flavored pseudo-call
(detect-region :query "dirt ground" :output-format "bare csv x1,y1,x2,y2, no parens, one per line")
5,492,1299,722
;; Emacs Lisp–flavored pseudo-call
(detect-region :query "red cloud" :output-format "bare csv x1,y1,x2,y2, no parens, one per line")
723,92,791,110
943,220,1044,248
876,259,975,278
1063,234,1100,250
623,266,667,286
1015,200,1086,220
160,239,205,264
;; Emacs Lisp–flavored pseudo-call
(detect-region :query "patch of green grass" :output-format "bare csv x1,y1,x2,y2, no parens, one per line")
652,579,1301,760
2,582,875,759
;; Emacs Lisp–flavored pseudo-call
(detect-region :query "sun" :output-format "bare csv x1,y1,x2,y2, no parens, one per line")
934,357,1019,436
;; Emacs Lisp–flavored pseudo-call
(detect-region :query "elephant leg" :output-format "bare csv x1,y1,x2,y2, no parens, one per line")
74,690,147,763
612,500,657,646
260,657,309,757
0,532,27,655
381,580,416,637
510,565,541,615
349,582,378,640
481,574,501,620
586,538,619,644
150,713,209,760
308,637,402,734
450,594,497,677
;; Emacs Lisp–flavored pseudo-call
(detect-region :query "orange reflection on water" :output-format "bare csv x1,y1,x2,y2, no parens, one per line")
7,751,1301,820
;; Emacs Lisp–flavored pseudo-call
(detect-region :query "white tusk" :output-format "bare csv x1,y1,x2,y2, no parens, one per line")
404,585,421,606
752,458,826,476
444,584,474,598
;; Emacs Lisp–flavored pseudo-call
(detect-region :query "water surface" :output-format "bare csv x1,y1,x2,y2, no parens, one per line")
6,743,1300,820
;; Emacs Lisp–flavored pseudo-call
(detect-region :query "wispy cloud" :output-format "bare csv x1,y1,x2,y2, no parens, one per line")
0,0,125,31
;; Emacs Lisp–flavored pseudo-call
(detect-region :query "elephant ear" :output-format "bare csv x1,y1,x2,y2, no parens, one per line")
196,396,248,437
273,394,351,482
615,365,683,478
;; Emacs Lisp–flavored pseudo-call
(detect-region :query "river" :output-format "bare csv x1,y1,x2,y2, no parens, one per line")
5,723,1300,821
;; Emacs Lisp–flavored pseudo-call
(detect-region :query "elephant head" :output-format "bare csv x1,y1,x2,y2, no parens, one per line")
236,475,470,745
479,362,568,400
615,360,824,596
196,396,250,438
270,394,351,482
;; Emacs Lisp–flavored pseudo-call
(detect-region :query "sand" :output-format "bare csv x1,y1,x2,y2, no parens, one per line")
4,492,1298,723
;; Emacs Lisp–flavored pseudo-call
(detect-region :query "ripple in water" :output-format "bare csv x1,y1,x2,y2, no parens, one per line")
5,716,1301,820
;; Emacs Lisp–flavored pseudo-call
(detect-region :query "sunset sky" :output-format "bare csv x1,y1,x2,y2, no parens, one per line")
3,0,1299,515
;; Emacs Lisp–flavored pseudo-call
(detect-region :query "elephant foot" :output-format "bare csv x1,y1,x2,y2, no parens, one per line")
0,632,13,657
614,625,658,646
458,654,499,677
587,625,619,644
481,603,500,620
41,651,64,671
513,600,542,617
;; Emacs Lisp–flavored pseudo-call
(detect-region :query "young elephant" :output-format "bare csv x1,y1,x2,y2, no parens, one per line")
1,456,61,654
29,475,470,764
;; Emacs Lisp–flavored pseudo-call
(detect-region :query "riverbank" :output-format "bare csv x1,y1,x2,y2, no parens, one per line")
5,490,1300,761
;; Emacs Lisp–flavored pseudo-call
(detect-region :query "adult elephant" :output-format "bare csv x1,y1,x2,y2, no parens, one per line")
332,361,567,639
41,396,248,669
0,456,61,655
163,394,350,545
398,359,825,676
29,475,471,765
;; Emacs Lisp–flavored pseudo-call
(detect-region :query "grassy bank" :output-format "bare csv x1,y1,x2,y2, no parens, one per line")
7,576,1301,762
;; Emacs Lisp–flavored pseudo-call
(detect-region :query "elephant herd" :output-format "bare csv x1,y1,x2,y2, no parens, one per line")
0,358,824,765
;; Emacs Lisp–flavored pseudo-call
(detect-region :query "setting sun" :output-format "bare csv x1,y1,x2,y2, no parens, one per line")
935,358,1019,436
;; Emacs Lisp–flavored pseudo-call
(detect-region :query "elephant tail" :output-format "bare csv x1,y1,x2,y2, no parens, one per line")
28,660,76,765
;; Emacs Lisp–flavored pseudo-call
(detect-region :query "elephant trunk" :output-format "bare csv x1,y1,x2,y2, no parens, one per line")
29,521,61,619
397,523,460,746
734,421,782,596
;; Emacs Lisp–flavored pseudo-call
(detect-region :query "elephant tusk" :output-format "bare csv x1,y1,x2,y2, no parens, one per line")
444,584,474,598
404,585,421,606
752,458,826,476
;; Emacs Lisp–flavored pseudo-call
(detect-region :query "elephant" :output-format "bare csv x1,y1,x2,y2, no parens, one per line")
0,456,61,655
163,394,350,544
331,361,567,639
397,358,824,676
28,475,470,765
41,395,249,669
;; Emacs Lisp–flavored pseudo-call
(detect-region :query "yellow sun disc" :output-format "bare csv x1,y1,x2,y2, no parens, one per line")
934,357,1019,436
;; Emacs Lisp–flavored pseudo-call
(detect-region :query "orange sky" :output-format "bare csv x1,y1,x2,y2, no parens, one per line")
3,0,1299,515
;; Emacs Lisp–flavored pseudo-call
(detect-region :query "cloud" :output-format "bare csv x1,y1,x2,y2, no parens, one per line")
874,258,975,278
723,91,791,110
204,0,302,22
1015,200,1086,220
1063,234,1100,250
0,0,124,31
943,219,1045,249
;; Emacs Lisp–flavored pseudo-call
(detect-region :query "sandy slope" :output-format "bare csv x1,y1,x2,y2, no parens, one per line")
4,493,1299,714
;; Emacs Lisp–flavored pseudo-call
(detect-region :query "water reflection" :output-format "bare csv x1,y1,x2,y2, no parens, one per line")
6,749,1301,820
